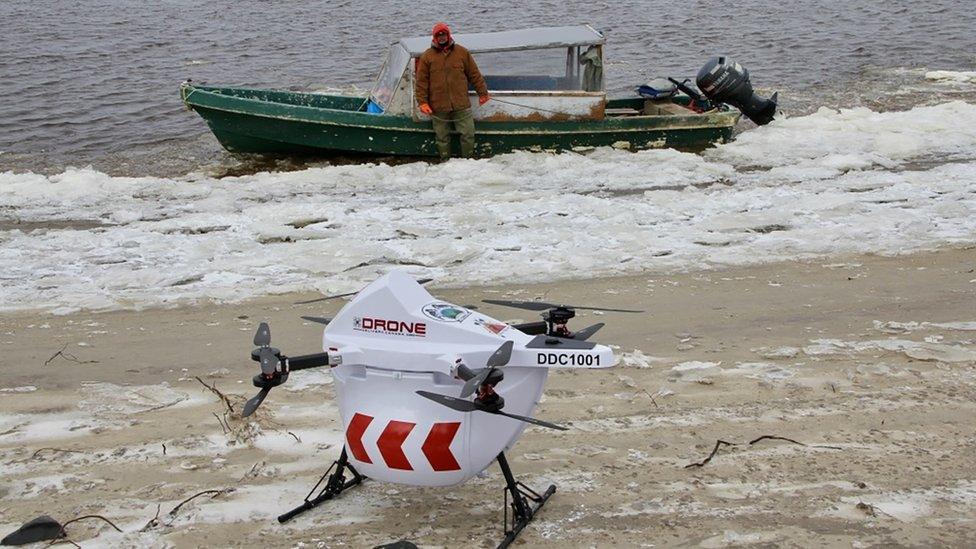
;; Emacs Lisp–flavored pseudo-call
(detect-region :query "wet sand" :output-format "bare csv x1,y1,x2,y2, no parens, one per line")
1,247,975,547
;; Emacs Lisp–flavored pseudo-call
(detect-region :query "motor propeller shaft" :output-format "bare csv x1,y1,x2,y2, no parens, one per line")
460,340,514,398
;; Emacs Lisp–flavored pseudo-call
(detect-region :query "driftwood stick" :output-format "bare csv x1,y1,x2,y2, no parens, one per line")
239,461,263,482
59,514,123,533
168,489,231,518
212,412,228,434
642,389,660,409
31,447,88,459
44,343,98,366
749,435,843,450
684,439,735,468
141,504,162,532
46,514,122,547
195,376,236,414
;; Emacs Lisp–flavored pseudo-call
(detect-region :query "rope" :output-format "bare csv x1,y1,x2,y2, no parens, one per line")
424,95,576,121
486,96,575,116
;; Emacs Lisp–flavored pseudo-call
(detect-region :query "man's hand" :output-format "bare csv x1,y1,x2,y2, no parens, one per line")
478,94,490,105
419,103,433,115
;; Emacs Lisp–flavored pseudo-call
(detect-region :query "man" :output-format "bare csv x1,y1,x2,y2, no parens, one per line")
415,22,490,159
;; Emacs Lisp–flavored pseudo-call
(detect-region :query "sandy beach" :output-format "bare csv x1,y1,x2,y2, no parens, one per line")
2,246,975,547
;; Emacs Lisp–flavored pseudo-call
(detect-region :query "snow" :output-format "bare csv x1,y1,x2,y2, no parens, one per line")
0,385,37,393
671,361,720,372
803,338,976,362
78,382,191,417
618,349,666,368
0,412,106,443
925,70,976,84
722,362,796,381
1,101,976,313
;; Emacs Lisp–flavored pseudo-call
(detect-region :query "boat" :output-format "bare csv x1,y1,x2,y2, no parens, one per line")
180,25,745,158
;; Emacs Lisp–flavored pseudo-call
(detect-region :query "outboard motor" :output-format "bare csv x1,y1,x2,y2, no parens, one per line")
696,57,778,125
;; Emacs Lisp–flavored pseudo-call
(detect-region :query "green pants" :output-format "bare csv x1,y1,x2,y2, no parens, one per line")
431,108,475,159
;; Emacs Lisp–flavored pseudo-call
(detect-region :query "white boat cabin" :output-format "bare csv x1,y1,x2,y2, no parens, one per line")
369,25,606,122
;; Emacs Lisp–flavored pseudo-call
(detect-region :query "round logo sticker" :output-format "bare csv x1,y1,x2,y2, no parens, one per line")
422,302,472,323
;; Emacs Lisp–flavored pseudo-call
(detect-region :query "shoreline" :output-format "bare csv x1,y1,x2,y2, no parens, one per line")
1,242,973,319
1,247,974,546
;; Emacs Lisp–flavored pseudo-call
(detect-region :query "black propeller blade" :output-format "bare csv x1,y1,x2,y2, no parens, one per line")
416,390,567,431
295,278,434,305
242,387,270,418
417,390,480,412
572,323,605,341
460,341,513,398
301,315,332,325
494,410,568,431
486,340,515,367
482,299,643,313
254,321,271,346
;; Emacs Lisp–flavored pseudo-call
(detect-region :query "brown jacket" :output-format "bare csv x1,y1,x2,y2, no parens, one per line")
415,43,488,113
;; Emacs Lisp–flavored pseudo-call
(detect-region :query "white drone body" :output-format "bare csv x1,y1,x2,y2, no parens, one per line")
317,271,615,487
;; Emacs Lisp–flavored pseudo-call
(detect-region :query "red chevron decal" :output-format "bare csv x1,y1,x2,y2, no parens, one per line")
377,420,416,470
422,422,461,471
346,412,373,464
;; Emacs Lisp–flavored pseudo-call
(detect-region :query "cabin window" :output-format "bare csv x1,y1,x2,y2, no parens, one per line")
371,44,410,110
471,46,603,93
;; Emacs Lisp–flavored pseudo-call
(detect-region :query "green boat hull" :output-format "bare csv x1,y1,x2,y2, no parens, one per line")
180,85,738,157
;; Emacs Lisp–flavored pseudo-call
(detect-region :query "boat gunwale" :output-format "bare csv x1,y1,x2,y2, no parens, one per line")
182,85,740,135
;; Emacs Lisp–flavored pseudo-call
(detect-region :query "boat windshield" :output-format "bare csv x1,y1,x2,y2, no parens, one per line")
371,44,410,109
473,46,601,92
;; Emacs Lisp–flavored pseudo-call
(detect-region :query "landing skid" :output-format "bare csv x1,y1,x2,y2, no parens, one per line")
496,452,556,549
277,448,366,523
275,449,554,549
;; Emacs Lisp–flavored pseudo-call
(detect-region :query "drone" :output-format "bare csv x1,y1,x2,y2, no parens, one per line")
244,271,641,548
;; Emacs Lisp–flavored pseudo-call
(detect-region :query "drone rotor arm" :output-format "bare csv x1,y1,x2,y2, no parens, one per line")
511,321,548,335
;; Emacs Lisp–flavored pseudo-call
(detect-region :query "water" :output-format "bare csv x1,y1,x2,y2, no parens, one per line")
1,0,975,175
1,2,975,313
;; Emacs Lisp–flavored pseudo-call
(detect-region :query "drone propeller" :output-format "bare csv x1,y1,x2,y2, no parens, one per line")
242,387,271,418
482,299,643,313
295,278,434,305
243,322,286,418
239,323,334,419
572,322,605,341
485,300,636,338
416,390,567,431
301,315,332,325
460,340,514,398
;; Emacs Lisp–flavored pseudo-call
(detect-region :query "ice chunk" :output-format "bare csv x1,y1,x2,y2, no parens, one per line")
925,70,976,84
78,382,189,417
